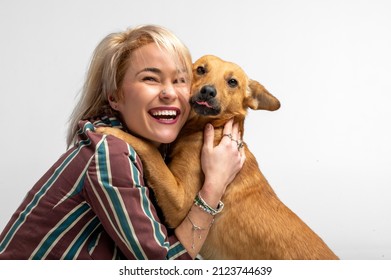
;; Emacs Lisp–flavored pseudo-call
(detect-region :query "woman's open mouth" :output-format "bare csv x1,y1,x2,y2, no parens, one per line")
148,107,181,124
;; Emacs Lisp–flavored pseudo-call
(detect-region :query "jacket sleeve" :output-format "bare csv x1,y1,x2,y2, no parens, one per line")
82,131,191,260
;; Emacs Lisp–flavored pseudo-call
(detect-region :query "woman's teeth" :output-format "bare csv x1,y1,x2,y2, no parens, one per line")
150,110,177,119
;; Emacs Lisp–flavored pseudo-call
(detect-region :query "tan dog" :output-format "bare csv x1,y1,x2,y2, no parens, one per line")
97,55,339,259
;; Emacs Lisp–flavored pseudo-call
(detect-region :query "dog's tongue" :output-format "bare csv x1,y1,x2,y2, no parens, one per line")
196,101,213,108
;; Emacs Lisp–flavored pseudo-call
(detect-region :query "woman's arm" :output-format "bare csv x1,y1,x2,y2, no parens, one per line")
88,119,244,259
83,133,191,259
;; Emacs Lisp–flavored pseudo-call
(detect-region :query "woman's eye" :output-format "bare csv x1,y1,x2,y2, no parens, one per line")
142,76,158,82
174,77,187,84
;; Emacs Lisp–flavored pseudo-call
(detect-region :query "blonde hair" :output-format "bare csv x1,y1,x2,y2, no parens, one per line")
66,25,192,147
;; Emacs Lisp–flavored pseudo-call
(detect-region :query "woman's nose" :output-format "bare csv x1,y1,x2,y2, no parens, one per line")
160,84,177,100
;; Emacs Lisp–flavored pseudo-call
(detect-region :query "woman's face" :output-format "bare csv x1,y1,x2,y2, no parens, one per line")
111,43,191,146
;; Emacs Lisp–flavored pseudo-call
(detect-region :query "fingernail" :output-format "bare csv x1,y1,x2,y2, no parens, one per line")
206,123,212,130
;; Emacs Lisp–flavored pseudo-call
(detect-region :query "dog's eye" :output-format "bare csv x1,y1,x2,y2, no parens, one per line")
227,78,238,88
196,66,206,75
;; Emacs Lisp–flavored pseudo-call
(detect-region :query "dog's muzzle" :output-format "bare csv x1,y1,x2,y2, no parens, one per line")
190,85,221,116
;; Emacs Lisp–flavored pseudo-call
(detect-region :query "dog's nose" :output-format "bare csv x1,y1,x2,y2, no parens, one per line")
200,85,217,98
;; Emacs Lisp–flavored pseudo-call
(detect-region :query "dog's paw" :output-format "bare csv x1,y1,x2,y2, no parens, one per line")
95,126,129,141
96,126,156,156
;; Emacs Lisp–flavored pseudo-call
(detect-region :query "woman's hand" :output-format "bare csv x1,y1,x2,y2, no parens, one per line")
175,119,245,257
199,119,246,207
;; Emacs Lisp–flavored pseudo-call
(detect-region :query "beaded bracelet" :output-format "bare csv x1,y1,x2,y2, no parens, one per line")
194,192,224,216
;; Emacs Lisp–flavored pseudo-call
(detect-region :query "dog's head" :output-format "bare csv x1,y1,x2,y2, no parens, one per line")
189,55,280,127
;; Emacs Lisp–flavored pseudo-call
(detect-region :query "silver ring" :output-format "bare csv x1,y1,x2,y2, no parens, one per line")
161,89,166,95
223,133,233,140
223,133,238,143
223,133,243,150
237,140,244,151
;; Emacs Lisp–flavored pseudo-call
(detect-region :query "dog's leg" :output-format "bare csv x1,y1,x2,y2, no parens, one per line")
95,127,197,227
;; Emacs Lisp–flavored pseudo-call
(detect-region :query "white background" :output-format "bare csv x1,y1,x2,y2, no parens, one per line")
0,0,390,260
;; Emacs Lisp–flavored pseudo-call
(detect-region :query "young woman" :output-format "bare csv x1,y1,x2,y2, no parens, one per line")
0,25,245,260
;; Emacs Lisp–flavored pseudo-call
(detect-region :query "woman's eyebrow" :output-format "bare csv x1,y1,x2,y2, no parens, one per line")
136,67,162,75
136,67,187,77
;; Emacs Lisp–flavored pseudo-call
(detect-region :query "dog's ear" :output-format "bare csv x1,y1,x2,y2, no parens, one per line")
244,80,281,111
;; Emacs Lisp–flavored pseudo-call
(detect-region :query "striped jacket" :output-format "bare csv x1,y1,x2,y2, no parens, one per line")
0,116,190,260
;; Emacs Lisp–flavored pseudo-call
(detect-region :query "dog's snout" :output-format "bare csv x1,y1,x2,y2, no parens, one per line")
200,85,216,99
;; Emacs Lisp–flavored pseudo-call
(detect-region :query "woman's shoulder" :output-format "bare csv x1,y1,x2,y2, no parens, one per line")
76,117,138,158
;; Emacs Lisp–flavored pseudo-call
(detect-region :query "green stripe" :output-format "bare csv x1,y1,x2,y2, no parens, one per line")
128,147,142,186
63,216,100,259
139,186,169,247
96,141,146,259
87,225,104,254
127,146,170,249
167,242,187,260
31,203,90,259
0,137,91,252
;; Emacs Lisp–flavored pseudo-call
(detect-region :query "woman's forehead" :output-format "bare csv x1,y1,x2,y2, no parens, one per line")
130,43,188,74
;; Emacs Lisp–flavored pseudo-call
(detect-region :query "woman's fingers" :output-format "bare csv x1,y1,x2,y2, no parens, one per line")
221,119,234,143
203,123,214,151
221,119,243,154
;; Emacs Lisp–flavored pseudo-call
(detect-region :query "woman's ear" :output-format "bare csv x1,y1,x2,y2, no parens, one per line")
108,94,119,111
